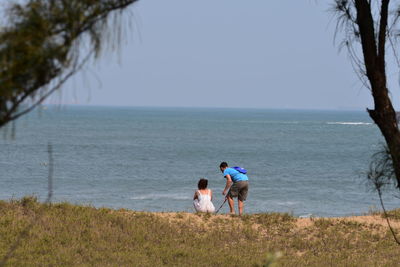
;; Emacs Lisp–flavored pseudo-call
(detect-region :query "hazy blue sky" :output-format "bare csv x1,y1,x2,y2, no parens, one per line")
58,0,400,110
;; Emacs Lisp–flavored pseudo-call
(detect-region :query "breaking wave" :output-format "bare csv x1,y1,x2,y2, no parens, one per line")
130,193,191,200
327,122,372,126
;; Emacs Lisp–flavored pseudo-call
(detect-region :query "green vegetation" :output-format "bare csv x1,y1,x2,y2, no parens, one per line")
0,0,138,128
382,209,400,221
0,197,399,266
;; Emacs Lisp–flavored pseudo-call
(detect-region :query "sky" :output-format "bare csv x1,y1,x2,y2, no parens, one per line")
57,0,400,110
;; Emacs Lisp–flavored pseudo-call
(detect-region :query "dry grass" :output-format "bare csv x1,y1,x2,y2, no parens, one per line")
0,197,400,266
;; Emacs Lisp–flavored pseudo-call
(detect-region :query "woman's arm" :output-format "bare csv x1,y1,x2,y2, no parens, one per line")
209,189,213,201
193,191,198,200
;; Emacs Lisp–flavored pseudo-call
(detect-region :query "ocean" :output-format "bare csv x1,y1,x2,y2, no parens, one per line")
0,106,398,217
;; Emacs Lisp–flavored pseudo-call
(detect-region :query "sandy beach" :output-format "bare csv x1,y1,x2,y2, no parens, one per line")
149,210,400,232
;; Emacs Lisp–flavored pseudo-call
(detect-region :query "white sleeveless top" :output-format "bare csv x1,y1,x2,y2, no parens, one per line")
193,189,215,213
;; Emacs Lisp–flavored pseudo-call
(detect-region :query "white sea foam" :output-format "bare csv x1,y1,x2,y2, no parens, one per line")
298,214,313,218
244,120,301,125
327,122,372,126
130,193,191,200
275,201,299,206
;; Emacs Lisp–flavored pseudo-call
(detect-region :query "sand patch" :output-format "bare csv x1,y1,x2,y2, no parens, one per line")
295,214,400,229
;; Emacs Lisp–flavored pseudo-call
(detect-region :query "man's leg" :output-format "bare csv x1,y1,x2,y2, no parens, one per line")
237,181,248,216
238,199,244,215
227,196,235,214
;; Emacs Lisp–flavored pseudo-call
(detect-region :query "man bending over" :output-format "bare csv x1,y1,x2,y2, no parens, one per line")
219,162,249,215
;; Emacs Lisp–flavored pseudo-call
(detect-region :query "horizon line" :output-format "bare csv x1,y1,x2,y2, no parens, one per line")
41,103,370,112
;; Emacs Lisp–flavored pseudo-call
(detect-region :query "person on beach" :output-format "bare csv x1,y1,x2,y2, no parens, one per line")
193,178,215,213
219,162,249,215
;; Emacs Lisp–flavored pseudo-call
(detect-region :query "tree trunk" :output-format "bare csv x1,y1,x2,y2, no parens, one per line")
355,0,400,187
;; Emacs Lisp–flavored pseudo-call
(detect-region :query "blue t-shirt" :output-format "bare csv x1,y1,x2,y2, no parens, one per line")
223,168,249,182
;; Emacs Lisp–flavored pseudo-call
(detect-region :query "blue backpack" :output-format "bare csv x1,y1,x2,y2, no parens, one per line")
232,166,247,174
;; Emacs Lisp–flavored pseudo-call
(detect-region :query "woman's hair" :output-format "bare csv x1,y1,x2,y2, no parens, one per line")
198,178,208,190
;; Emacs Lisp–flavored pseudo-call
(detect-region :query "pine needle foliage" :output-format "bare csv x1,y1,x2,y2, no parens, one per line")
0,0,138,128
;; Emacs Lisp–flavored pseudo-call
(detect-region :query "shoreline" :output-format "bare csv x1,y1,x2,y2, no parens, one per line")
2,196,395,222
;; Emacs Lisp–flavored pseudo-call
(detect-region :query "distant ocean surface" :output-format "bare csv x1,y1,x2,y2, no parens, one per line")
1,106,399,217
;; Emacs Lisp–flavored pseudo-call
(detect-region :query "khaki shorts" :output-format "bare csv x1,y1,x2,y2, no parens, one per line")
228,181,249,201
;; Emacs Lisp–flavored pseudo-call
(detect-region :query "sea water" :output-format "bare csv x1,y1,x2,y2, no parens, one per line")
0,106,398,217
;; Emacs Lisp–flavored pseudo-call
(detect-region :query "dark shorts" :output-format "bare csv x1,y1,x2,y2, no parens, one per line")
228,181,249,201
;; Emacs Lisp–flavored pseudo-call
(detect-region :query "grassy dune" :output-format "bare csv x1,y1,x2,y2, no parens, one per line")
0,197,400,266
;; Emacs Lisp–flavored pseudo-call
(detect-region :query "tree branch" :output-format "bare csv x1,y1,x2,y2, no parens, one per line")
355,0,378,77
377,186,400,245
378,0,390,71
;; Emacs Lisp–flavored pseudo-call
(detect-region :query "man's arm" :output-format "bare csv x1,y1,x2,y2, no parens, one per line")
222,175,232,195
